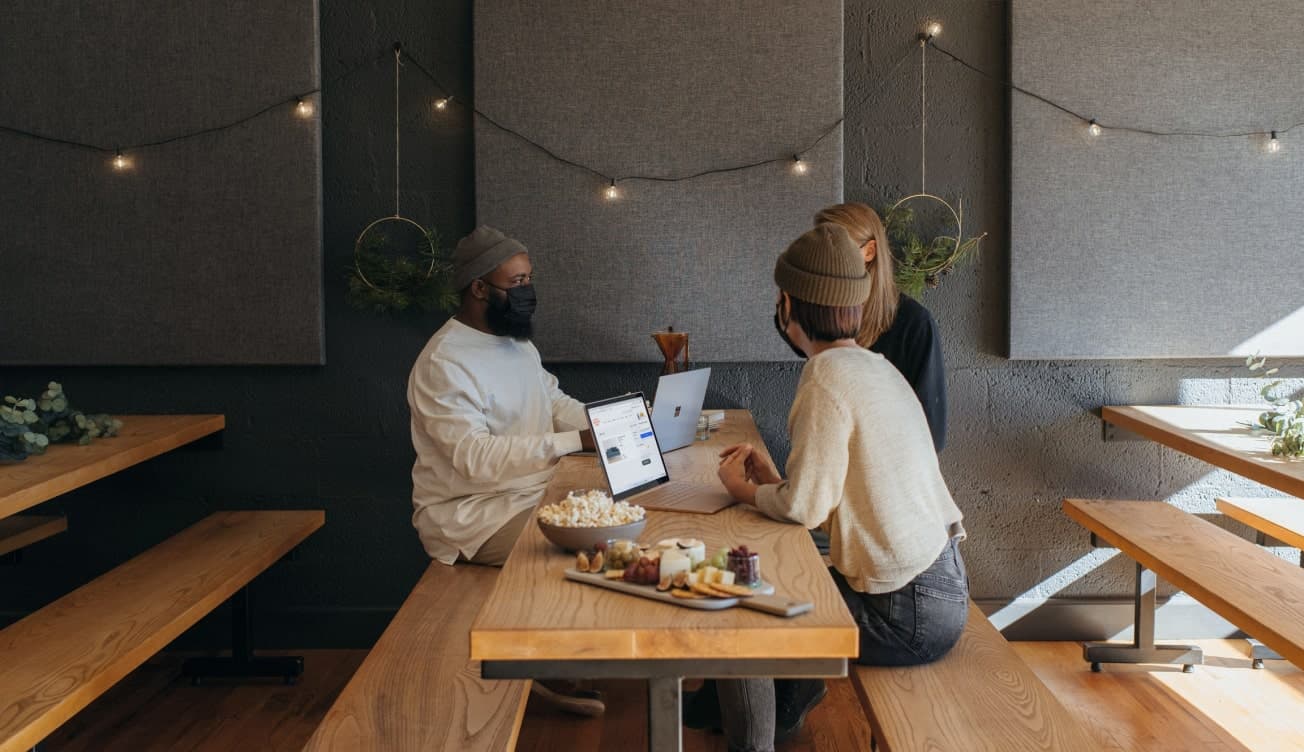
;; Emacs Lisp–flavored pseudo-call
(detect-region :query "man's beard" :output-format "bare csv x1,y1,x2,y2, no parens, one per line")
486,296,533,340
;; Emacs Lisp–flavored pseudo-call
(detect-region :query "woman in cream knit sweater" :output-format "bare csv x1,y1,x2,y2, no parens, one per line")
711,223,968,752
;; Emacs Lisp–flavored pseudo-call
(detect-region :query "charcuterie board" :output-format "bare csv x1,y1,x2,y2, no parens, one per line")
564,568,813,617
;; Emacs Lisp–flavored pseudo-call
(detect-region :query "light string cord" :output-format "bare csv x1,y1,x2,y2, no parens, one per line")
0,49,386,155
927,39,1304,139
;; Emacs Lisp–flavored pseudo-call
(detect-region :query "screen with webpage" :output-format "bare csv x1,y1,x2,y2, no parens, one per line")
589,395,668,496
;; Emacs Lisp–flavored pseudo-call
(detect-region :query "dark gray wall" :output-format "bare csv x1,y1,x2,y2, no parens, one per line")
3,0,1301,646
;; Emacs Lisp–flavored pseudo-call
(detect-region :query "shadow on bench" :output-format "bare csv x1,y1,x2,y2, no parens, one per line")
303,563,529,752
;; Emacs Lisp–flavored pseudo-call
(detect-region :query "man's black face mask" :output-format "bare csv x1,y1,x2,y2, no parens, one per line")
484,282,537,340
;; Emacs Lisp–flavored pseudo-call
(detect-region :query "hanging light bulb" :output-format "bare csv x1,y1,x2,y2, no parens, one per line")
604,180,619,201
1268,131,1281,153
925,21,943,39
295,98,314,118
1087,119,1102,137
791,155,809,175
111,149,128,171
434,96,451,111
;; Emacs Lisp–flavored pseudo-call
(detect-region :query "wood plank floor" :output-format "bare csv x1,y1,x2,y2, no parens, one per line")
35,641,1304,751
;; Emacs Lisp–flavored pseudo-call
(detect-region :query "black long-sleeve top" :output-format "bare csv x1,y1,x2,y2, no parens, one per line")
868,293,947,451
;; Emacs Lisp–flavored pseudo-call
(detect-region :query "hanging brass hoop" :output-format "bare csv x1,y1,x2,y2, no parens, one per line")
352,214,437,291
885,192,987,278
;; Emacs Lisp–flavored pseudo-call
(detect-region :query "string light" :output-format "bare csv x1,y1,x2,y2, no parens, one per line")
295,98,314,118
111,150,128,171
1268,131,1281,153
604,180,619,201
1087,119,1102,137
791,155,809,175
434,96,451,111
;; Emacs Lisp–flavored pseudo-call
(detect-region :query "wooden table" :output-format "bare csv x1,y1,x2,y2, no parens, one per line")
0,414,225,520
1102,405,1304,498
470,410,859,752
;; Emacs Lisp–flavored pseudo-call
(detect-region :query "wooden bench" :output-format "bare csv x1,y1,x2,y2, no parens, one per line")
302,563,529,752
1216,497,1304,666
1064,498,1304,671
851,601,1096,751
0,510,323,752
1217,496,1304,553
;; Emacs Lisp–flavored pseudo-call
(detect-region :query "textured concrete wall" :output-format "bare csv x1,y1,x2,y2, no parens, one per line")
3,0,1301,646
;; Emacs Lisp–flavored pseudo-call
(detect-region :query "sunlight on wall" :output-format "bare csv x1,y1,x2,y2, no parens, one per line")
1231,305,1304,357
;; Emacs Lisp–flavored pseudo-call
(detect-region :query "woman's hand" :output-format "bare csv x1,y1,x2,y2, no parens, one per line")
717,445,758,505
745,449,782,486
720,443,782,486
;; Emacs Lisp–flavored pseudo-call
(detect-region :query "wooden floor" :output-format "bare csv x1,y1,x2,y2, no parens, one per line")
37,641,1304,751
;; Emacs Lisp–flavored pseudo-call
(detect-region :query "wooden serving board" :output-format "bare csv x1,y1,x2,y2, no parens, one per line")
564,569,813,617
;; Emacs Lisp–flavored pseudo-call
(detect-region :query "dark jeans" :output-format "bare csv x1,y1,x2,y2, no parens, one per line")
835,535,969,665
717,538,968,752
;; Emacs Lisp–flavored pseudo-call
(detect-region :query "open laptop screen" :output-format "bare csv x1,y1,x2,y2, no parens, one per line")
586,392,670,499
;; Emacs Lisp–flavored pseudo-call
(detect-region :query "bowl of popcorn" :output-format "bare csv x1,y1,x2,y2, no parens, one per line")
536,489,647,552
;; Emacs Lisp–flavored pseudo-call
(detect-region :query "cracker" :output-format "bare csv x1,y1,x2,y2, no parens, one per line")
671,589,708,600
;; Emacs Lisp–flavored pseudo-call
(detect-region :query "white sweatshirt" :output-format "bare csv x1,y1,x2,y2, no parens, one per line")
754,347,965,594
407,319,588,564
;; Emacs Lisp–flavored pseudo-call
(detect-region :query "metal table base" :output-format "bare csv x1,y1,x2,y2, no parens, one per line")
483,658,848,752
1083,561,1203,672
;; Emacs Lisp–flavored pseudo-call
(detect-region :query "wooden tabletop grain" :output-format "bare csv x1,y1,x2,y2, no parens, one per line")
0,414,225,520
470,410,859,663
1102,405,1304,498
1064,498,1304,669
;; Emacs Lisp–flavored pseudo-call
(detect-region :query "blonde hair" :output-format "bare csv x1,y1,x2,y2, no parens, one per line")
813,202,899,347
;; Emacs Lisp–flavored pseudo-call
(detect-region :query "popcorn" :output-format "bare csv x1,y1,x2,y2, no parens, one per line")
538,489,645,528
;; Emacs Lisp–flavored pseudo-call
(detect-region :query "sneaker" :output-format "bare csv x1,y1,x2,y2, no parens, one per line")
530,680,606,717
682,679,723,732
774,678,826,744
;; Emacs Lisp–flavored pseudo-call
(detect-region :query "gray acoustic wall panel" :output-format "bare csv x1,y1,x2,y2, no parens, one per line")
0,1,323,365
1010,0,1304,360
474,1,843,362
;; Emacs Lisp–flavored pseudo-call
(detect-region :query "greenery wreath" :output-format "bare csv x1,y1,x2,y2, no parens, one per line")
883,193,987,299
346,220,459,315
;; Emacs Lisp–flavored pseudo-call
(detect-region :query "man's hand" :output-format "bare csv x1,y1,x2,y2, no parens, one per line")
579,429,596,452
717,445,758,505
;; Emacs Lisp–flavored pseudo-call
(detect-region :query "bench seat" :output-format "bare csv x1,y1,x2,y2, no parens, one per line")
851,602,1096,752
0,510,323,752
302,563,529,752
1216,496,1304,550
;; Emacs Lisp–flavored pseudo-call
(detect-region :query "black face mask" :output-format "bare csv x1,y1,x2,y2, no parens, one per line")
774,303,807,359
484,282,537,340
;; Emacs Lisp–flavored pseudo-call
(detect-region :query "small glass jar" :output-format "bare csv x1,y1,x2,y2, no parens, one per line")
696,414,710,441
727,551,761,588
606,539,641,571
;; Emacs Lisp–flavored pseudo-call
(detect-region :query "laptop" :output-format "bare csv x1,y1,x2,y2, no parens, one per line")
651,367,711,452
584,391,735,514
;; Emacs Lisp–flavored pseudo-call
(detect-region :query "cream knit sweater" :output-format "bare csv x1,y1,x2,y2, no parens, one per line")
755,347,965,594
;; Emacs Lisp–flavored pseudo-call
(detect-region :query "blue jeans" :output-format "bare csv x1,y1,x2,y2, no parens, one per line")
716,538,968,752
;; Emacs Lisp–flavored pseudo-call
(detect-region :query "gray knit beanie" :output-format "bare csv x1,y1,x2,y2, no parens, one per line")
452,226,528,290
773,223,871,306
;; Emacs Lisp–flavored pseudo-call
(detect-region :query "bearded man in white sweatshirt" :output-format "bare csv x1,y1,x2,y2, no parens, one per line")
407,225,595,567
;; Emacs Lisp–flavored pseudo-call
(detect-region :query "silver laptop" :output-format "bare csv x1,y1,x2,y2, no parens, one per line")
651,367,711,452
584,391,734,514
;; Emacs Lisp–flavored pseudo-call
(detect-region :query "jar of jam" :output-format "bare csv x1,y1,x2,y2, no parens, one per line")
726,547,761,588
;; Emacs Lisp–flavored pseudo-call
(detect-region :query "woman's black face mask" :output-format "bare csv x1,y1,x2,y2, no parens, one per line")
484,282,537,340
774,299,806,359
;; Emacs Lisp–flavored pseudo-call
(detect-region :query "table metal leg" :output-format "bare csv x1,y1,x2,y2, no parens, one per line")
648,677,683,752
1083,562,1203,672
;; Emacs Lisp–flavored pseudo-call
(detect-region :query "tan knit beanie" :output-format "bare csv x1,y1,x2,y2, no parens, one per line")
773,223,871,306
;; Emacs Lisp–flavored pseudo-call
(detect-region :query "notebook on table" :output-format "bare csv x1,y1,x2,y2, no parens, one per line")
585,391,735,515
